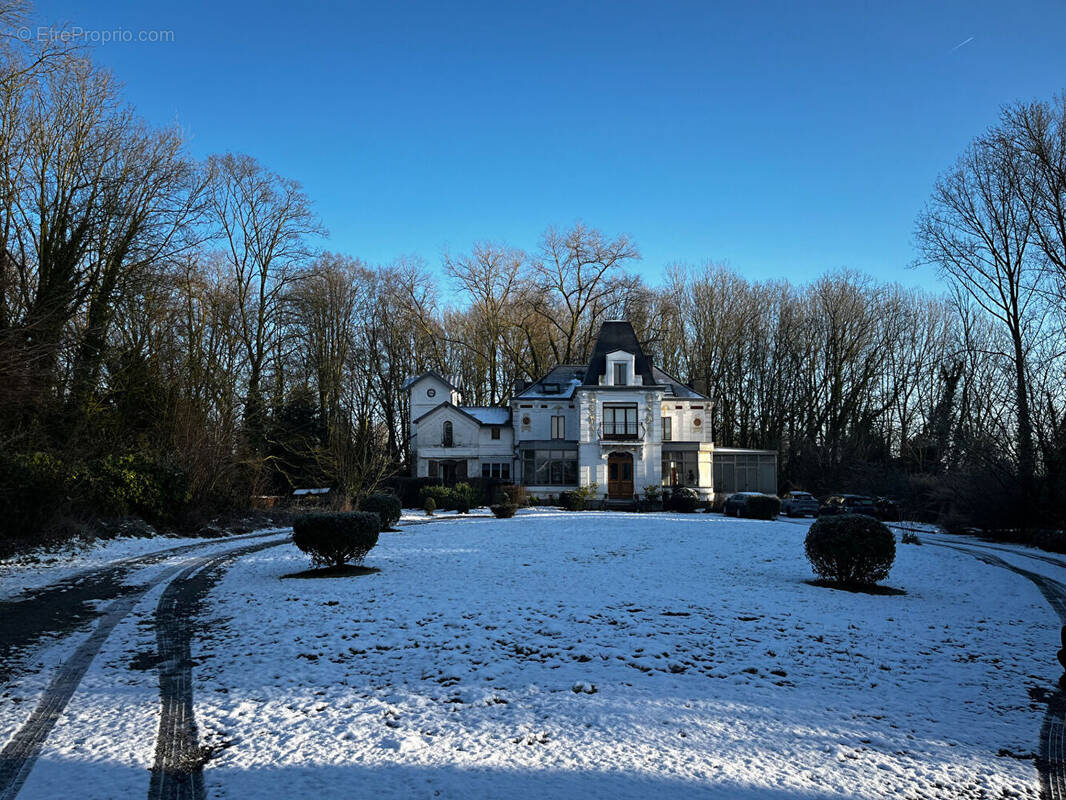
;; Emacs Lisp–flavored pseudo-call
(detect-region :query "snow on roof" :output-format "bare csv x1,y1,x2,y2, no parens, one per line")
652,367,706,399
516,365,586,399
461,406,511,425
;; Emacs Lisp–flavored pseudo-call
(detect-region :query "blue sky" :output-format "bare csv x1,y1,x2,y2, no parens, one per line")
31,0,1066,291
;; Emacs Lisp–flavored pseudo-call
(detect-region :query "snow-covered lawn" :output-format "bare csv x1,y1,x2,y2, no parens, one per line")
11,511,1056,798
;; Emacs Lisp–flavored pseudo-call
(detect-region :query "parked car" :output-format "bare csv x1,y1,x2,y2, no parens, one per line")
817,494,878,517
723,491,768,518
780,491,819,517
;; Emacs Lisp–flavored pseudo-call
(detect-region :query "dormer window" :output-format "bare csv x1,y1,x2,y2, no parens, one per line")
543,383,560,394
614,363,628,386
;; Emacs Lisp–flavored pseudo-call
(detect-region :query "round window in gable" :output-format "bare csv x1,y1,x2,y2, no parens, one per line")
522,415,531,426
693,417,702,428
427,388,436,398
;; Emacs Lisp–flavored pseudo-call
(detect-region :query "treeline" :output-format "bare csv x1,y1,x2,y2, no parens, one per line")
2,2,1065,543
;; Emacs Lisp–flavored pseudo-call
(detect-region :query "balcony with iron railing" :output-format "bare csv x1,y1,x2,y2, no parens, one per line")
600,421,645,442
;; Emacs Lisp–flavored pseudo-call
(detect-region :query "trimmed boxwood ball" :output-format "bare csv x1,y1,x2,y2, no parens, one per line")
359,492,401,530
423,497,436,515
745,494,781,520
292,512,380,569
490,503,518,518
805,514,895,586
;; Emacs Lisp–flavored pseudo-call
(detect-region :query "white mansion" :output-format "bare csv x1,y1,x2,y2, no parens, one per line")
403,320,777,502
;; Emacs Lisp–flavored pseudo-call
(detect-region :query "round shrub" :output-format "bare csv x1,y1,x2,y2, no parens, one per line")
292,511,380,568
490,503,518,518
420,485,454,510
424,497,436,515
452,482,480,510
360,492,401,530
805,514,896,586
744,494,781,520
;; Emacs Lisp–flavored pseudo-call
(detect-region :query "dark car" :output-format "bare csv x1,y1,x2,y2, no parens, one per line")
780,491,819,517
817,494,878,517
873,497,901,522
723,492,767,518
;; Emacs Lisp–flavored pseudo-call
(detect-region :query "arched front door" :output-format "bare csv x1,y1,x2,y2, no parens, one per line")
607,452,634,499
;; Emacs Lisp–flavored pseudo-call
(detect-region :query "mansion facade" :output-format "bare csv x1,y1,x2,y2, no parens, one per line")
404,320,776,501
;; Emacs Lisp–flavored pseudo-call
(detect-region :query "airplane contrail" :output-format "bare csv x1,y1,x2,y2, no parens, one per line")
949,36,974,53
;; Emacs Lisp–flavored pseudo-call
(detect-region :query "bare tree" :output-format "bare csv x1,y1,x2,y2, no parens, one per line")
530,222,640,364
206,152,323,449
916,133,1042,502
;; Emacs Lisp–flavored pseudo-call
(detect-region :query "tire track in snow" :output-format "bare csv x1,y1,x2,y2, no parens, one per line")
927,540,1066,800
0,559,196,800
148,538,287,800
0,535,288,800
0,528,288,687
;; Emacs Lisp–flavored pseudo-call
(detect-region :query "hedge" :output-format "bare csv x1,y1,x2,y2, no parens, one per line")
666,487,700,513
359,492,401,530
805,514,895,586
744,494,781,520
292,511,380,568
490,503,518,518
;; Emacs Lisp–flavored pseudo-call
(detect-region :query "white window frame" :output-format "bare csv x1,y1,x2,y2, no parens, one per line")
551,415,565,439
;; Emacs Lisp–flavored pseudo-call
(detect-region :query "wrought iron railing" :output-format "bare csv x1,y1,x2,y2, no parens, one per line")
600,421,645,441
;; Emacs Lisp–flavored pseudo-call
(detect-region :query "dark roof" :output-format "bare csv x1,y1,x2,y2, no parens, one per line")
652,367,707,399
515,365,586,399
515,322,709,399
582,321,657,387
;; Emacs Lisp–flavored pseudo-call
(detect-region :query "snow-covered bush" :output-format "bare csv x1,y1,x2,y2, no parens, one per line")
359,492,401,530
292,512,380,568
490,503,518,518
805,514,895,586
745,494,780,520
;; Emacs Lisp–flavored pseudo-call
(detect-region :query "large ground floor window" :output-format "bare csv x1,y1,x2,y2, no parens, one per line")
481,462,511,480
713,453,777,494
522,448,577,485
662,450,699,487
